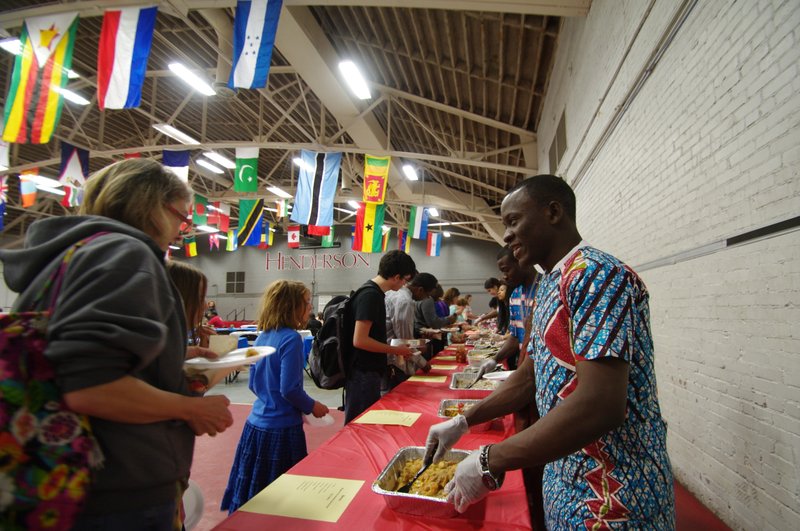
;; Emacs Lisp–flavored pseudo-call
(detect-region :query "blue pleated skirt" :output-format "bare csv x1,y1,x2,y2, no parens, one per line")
220,421,308,514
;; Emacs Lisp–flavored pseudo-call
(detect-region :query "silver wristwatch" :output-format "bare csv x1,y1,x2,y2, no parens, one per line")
478,444,505,490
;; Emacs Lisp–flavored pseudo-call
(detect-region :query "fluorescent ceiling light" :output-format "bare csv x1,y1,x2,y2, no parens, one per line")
216,233,228,240
153,123,199,145
203,151,236,169
347,200,360,210
25,174,62,188
292,156,313,172
196,225,219,233
334,207,357,215
443,231,451,237
0,38,21,55
196,158,224,174
382,226,391,234
264,207,277,213
428,221,450,226
206,204,221,212
402,164,418,181
267,186,292,199
66,68,80,79
36,184,65,196
338,60,371,100
52,86,90,105
168,245,181,250
168,62,215,96
427,207,439,217
269,227,276,232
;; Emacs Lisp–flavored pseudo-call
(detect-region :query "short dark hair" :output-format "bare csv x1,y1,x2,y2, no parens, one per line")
484,277,501,289
508,174,576,220
378,250,417,279
409,272,438,292
496,246,514,261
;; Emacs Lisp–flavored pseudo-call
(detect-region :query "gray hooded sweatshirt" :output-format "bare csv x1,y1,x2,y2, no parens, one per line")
0,216,193,515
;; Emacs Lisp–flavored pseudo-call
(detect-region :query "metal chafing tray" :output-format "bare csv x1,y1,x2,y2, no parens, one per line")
436,399,481,418
372,446,469,518
449,372,500,391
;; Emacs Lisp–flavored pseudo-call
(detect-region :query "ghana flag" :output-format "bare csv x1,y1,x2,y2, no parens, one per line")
353,201,385,253
3,13,80,144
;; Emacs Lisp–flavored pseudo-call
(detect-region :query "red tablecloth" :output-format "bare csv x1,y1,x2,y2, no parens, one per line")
213,352,531,530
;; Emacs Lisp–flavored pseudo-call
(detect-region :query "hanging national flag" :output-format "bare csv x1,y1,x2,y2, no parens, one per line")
287,224,300,248
0,176,7,230
19,169,38,208
0,140,8,170
97,6,157,109
397,229,411,253
350,225,356,250
290,150,341,230
426,232,442,257
229,0,283,89
184,236,197,257
123,152,141,159
238,198,264,246
208,202,231,232
2,12,79,144
321,226,335,248
408,206,429,239
258,222,274,249
226,229,238,251
363,155,390,204
276,199,288,218
209,233,220,251
162,150,189,183
353,202,386,253
381,227,391,252
234,147,259,192
193,194,208,225
59,141,89,207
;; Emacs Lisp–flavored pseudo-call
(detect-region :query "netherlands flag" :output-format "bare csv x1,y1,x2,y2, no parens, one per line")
426,232,441,257
97,6,157,110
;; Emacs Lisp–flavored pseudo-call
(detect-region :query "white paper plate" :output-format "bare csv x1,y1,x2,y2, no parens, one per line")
389,338,430,347
303,413,335,427
482,370,514,381
184,346,276,369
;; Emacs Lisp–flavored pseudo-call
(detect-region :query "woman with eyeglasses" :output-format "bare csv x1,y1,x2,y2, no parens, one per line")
0,158,233,530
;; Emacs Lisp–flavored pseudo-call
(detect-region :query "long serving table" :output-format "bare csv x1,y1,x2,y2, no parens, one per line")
212,349,532,530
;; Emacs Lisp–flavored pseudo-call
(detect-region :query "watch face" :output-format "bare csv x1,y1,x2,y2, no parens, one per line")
481,473,498,490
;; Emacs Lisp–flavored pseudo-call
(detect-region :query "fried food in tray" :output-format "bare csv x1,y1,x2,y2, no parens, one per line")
441,402,477,417
395,458,457,498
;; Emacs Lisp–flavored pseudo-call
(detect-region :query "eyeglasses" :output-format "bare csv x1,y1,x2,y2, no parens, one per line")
165,204,192,224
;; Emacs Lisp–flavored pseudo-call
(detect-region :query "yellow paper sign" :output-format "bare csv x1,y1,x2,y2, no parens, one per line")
238,474,364,522
436,355,457,361
353,409,421,426
431,364,457,370
407,375,448,383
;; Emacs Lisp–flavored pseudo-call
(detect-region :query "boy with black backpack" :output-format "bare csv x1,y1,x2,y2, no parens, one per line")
344,250,417,423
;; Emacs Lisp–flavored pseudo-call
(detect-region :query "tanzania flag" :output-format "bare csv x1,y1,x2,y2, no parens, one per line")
353,202,385,253
408,206,428,239
184,236,197,257
363,155,389,204
321,226,335,248
238,198,264,246
193,194,208,225
226,229,238,251
3,13,79,144
235,147,259,192
426,232,442,257
397,229,411,253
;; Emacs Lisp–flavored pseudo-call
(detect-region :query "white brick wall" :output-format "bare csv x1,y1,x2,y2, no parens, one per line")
539,0,800,529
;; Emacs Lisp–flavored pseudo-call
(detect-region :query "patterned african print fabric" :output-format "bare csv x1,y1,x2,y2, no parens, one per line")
529,245,674,530
508,275,539,345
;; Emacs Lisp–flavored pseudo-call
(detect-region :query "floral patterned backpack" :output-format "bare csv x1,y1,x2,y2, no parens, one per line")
0,235,105,530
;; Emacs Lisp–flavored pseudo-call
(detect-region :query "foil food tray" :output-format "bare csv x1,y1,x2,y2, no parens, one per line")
372,446,469,518
449,372,500,391
437,399,491,432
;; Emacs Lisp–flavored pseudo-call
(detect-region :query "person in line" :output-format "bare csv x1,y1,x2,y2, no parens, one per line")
167,260,217,351
426,174,674,528
432,284,450,318
221,280,329,513
414,285,459,357
476,247,540,375
443,287,461,315
461,293,479,322
345,250,418,423
384,273,439,390
204,299,219,321
493,285,510,334
306,311,323,336
473,278,501,325
0,158,233,529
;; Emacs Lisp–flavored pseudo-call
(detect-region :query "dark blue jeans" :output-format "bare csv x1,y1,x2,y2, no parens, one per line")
71,500,176,531
344,368,382,424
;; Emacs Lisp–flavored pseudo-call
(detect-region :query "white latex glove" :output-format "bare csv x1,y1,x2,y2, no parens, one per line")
445,450,490,513
474,358,498,380
424,414,469,463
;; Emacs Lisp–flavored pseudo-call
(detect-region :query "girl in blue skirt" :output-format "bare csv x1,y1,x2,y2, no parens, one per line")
221,280,329,513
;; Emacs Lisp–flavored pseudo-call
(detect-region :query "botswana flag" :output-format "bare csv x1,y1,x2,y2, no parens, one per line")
290,150,341,229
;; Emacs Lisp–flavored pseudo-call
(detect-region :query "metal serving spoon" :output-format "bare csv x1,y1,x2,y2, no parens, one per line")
397,443,438,493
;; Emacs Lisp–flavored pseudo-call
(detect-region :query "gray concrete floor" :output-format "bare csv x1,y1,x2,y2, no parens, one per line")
206,367,345,409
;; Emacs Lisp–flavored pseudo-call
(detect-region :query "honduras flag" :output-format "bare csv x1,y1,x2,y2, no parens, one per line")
229,0,283,89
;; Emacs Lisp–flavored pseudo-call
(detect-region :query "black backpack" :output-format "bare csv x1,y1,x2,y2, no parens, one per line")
306,285,372,390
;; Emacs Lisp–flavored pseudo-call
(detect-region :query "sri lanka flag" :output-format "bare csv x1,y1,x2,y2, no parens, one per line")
2,12,79,144
97,6,157,109
229,0,283,89
426,232,442,257
353,202,385,253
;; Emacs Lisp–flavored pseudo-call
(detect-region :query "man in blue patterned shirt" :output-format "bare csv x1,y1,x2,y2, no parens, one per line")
426,174,674,529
